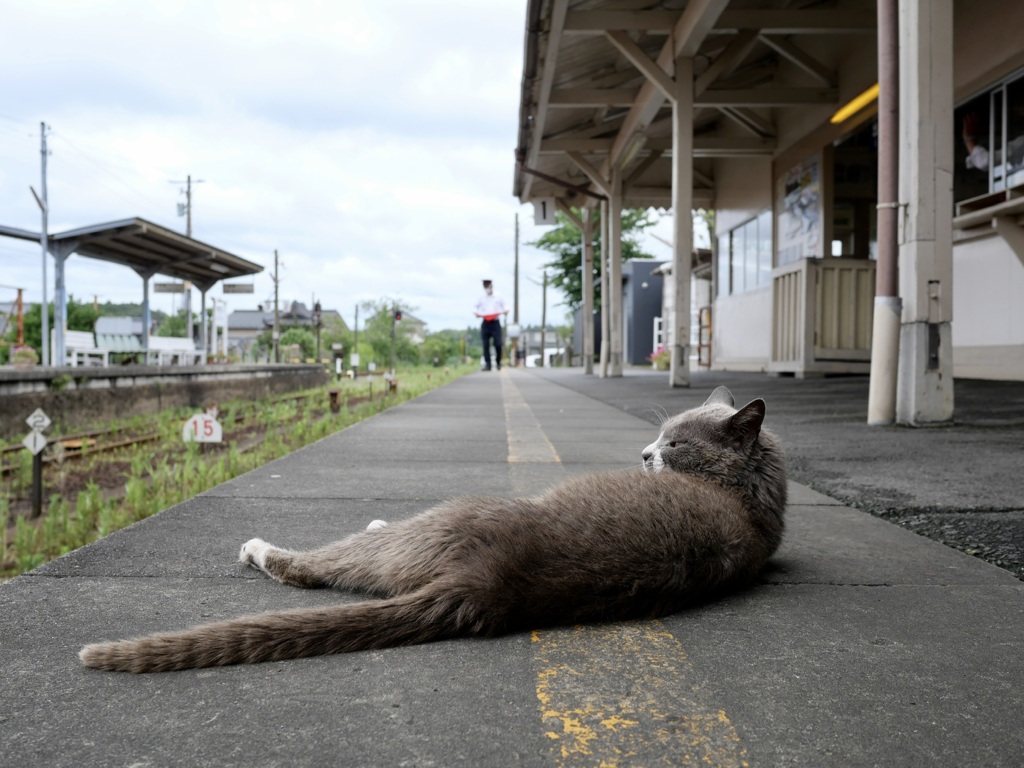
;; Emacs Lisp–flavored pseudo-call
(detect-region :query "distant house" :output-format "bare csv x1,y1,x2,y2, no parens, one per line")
228,301,347,359
95,316,145,336
398,313,427,345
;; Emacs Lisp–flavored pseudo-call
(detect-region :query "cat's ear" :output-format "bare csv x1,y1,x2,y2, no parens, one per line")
704,386,735,408
726,399,765,450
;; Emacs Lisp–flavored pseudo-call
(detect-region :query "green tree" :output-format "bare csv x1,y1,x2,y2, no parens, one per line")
319,314,352,361
359,298,419,368
529,208,657,312
154,309,197,338
420,329,466,366
2,297,101,362
280,327,316,361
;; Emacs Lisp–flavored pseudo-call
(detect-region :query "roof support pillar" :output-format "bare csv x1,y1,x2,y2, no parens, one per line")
200,289,208,362
48,240,79,368
896,0,954,424
556,201,596,375
670,56,694,387
581,207,596,375
607,165,624,377
599,197,610,377
131,266,158,363
868,0,900,425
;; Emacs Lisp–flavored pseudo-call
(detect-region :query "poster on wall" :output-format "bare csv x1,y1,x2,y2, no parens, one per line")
776,154,822,265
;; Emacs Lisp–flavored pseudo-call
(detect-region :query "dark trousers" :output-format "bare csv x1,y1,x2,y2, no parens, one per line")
481,319,502,369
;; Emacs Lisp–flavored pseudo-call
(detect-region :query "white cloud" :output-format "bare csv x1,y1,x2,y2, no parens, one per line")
0,0,564,332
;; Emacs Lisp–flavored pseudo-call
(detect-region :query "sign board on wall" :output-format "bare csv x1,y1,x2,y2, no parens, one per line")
776,153,822,266
533,197,557,226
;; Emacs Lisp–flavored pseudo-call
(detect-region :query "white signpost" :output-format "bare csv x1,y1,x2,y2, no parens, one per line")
22,430,47,455
23,408,50,455
24,408,50,517
182,412,223,443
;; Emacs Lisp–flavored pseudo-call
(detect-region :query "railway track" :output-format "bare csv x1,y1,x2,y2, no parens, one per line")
0,388,338,480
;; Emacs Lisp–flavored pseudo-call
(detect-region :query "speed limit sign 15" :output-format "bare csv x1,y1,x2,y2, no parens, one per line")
182,413,223,443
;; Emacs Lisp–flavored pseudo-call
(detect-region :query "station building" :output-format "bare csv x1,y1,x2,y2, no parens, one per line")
514,0,1024,424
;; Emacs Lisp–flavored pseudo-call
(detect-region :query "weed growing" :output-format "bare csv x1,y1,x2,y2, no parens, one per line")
1,365,471,580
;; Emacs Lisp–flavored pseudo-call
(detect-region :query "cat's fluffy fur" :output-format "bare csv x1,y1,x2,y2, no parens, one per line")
79,386,786,673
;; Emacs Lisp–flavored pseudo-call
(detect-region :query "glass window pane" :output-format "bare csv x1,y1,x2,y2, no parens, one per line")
955,92,991,202
744,220,758,291
757,210,773,286
1005,76,1024,189
732,226,745,293
717,233,730,297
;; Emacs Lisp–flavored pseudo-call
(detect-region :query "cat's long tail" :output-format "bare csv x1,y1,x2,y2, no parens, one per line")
79,583,479,673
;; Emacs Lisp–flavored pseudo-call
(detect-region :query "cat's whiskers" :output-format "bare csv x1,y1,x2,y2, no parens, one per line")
649,404,670,426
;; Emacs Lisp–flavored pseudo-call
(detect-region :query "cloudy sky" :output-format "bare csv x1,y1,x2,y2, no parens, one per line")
0,0,677,334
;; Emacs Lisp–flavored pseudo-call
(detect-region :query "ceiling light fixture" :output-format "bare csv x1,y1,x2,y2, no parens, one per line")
830,83,880,124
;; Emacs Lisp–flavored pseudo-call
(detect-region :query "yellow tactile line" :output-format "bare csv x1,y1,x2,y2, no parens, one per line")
532,624,750,768
499,370,748,767
500,369,561,464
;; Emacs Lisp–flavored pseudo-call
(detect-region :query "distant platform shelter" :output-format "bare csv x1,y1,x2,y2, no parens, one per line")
0,217,263,366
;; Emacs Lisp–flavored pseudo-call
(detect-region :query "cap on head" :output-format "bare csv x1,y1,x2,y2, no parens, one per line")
482,279,492,287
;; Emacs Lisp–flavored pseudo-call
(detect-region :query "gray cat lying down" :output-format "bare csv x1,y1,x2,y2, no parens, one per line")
79,386,786,673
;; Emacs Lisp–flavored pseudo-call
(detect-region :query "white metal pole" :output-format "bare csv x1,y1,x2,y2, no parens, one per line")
39,122,50,366
670,56,695,388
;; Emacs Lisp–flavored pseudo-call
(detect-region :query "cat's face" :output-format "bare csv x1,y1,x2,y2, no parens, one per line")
642,387,766,476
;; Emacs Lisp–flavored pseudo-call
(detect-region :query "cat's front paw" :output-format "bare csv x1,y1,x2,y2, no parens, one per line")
239,538,272,569
366,520,388,531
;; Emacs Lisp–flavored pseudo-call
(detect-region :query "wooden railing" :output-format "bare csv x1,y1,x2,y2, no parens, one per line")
770,258,875,376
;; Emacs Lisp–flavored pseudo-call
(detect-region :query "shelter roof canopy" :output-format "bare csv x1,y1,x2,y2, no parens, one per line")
0,216,262,292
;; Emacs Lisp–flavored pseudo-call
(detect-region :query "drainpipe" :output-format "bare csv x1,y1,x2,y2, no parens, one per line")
867,0,901,425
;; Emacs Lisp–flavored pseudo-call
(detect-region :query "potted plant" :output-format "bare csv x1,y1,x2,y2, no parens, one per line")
647,345,670,371
11,345,40,369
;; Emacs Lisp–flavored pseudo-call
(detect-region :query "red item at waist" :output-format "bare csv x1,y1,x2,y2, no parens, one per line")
482,314,501,322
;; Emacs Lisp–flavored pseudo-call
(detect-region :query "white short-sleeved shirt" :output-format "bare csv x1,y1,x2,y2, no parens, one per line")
475,292,507,321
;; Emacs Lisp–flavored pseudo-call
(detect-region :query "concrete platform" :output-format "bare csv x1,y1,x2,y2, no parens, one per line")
1,368,1022,767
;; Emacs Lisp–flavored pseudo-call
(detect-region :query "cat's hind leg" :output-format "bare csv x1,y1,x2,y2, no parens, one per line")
240,538,329,589
239,529,431,594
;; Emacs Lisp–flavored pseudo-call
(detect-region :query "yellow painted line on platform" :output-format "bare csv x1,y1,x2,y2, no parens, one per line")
502,371,745,765
501,370,561,464
532,622,749,768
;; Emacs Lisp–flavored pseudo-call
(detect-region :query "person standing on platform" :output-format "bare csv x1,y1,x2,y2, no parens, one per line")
474,279,509,371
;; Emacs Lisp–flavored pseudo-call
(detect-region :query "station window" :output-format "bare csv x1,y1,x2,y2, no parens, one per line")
955,69,1024,203
716,210,772,297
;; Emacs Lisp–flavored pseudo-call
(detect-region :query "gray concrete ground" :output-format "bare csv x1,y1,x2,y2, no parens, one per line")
1,368,1022,767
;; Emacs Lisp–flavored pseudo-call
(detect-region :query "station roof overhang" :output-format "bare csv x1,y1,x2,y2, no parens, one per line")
513,0,879,212
0,217,263,292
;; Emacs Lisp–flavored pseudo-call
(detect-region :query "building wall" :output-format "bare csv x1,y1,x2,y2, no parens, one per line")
950,0,1024,380
704,6,1024,381
622,260,666,365
953,235,1024,379
954,0,1024,98
712,286,772,371
711,157,773,368
714,157,773,234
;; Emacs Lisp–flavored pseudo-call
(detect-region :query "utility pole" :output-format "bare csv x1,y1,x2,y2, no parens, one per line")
273,249,281,363
170,174,204,345
527,271,549,367
36,123,50,366
389,305,403,376
353,304,359,374
513,213,520,367
171,174,205,238
313,300,322,361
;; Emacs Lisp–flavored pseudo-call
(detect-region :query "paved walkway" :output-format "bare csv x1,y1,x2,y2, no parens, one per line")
2,368,1022,767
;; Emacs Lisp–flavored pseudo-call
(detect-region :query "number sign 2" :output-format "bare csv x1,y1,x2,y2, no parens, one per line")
182,413,223,443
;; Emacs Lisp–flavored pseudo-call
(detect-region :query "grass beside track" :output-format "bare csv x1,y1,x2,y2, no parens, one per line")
0,365,472,581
